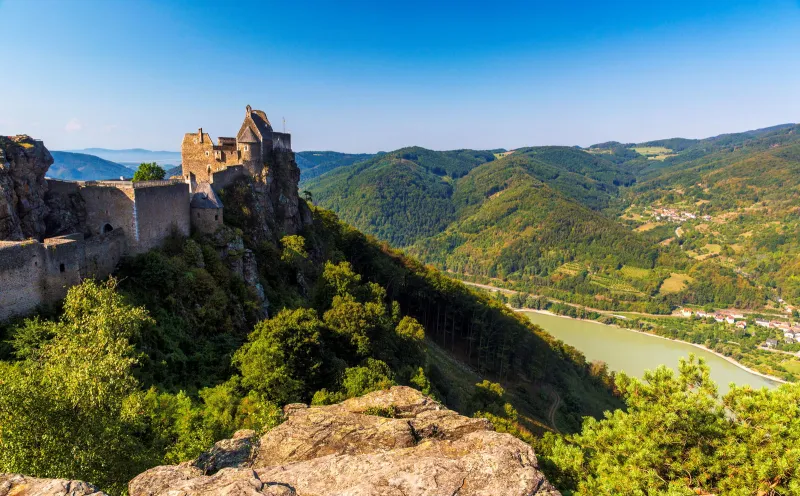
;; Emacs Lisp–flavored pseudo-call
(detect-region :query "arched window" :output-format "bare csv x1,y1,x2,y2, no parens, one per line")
102,223,114,234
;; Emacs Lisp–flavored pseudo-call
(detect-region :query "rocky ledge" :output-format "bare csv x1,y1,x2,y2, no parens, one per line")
2,387,559,495
0,474,105,496
130,386,560,495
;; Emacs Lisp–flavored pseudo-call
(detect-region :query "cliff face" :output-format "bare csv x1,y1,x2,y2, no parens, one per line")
129,386,560,496
0,135,53,240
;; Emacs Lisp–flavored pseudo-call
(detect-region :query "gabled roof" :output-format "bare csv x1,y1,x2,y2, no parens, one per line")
190,182,223,209
238,126,258,143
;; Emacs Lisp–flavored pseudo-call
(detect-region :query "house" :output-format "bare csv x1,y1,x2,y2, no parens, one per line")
735,321,747,330
765,338,779,348
755,319,770,328
725,316,736,325
731,312,745,319
787,336,797,344
714,314,725,323
680,308,693,317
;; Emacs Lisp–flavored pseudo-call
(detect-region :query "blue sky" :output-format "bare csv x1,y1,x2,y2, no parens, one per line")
0,0,798,152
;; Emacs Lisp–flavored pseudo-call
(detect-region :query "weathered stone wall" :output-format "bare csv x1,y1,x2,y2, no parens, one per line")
0,231,125,321
81,184,136,239
191,207,223,234
181,132,215,182
209,165,246,192
181,131,242,182
41,234,85,302
84,229,126,278
131,183,190,253
0,240,46,320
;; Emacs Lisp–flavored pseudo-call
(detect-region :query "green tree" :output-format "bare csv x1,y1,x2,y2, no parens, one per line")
133,162,166,181
0,279,154,493
233,308,325,404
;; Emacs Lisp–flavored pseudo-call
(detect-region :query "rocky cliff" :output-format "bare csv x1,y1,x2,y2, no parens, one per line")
0,135,53,240
130,386,560,496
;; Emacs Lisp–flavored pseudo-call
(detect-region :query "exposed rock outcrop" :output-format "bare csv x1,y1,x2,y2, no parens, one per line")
0,473,107,496
130,386,560,496
0,135,53,240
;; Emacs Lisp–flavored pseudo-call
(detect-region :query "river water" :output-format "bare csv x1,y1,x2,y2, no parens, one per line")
524,311,779,394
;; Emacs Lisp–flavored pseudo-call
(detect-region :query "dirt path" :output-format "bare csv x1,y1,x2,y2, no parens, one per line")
545,388,561,433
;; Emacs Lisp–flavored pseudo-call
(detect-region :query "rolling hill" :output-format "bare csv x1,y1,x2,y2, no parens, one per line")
296,151,376,182
48,151,132,180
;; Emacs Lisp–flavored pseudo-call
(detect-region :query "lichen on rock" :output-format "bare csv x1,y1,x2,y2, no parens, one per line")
130,386,560,496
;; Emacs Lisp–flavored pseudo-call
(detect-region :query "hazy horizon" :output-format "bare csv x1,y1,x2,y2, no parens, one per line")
1,0,798,153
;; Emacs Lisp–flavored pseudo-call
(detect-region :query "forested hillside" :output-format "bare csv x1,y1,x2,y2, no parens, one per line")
0,176,620,492
307,125,800,311
303,147,496,246
296,151,376,182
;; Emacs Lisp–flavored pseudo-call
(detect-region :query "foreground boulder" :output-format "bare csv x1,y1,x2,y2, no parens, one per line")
130,386,560,496
0,474,107,496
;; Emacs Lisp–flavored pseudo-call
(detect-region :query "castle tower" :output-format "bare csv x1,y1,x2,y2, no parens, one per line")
238,126,261,176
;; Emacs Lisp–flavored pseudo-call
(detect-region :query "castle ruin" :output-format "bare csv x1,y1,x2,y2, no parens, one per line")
0,106,303,321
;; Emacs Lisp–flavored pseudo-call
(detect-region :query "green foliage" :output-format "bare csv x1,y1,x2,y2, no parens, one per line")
540,355,800,495
234,308,325,405
280,234,308,266
341,358,394,397
132,162,166,181
0,279,153,493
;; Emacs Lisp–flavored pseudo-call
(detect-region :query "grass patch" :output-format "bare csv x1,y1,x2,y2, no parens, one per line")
620,265,651,279
660,273,693,294
630,146,676,161
635,222,661,232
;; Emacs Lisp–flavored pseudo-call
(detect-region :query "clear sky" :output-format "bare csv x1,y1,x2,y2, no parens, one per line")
0,0,798,152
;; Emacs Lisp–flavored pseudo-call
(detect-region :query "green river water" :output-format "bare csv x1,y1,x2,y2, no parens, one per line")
524,311,779,394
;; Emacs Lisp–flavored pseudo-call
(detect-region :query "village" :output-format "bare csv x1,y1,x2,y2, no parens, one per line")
652,207,712,223
678,307,800,349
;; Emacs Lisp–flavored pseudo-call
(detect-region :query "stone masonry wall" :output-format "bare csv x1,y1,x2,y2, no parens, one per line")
191,207,223,234
81,184,136,239
131,183,190,253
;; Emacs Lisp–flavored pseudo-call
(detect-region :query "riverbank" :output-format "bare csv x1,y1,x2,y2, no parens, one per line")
519,308,789,385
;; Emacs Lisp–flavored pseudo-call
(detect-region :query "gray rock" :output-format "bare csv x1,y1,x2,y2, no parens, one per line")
0,135,53,240
130,386,560,496
0,473,107,496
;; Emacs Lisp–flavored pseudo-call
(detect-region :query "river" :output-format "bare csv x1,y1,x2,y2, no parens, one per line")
524,311,779,394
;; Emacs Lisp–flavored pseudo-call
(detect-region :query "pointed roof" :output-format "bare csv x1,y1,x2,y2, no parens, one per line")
238,126,258,143
190,182,223,209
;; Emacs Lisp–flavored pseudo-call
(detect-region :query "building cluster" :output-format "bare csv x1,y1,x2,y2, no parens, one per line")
652,208,711,223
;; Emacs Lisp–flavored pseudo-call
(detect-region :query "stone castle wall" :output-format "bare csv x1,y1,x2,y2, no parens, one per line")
0,232,124,321
191,206,223,234
209,165,246,192
132,183,190,253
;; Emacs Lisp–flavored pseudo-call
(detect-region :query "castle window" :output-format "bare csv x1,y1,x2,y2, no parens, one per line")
59,263,65,273
193,139,198,144
102,223,114,234
214,214,219,221
244,145,249,151
205,151,209,156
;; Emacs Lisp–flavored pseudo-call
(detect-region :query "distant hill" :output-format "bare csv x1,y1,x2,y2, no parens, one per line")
304,147,496,246
48,151,132,180
68,148,181,167
297,151,376,183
